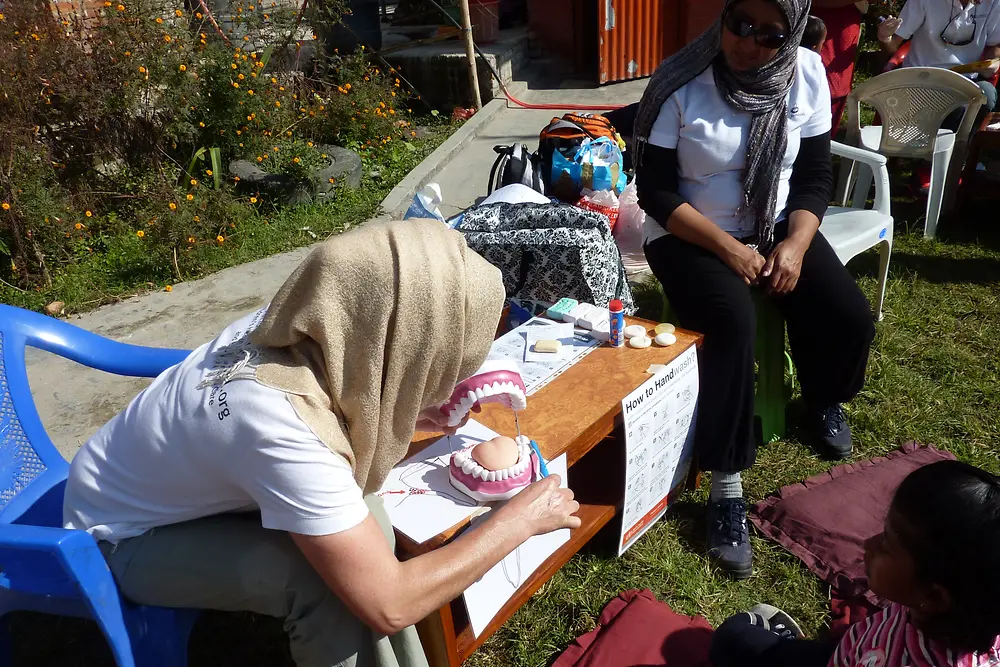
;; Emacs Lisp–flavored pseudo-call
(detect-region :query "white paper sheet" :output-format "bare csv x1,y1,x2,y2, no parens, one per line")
377,420,500,544
461,454,570,637
487,317,601,395
524,321,575,363
618,345,699,556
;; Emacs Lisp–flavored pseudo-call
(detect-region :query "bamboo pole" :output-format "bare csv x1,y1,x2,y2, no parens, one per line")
457,0,483,110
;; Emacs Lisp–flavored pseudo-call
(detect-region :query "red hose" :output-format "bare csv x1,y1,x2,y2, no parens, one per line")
494,78,628,112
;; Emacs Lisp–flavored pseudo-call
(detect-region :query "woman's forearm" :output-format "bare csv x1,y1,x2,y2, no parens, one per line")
666,203,744,259
390,508,530,628
785,210,821,250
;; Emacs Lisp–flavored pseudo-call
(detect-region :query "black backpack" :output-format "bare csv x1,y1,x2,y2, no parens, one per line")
488,144,545,195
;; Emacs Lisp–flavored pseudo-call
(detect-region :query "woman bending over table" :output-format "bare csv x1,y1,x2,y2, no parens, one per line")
62,219,580,667
634,0,876,579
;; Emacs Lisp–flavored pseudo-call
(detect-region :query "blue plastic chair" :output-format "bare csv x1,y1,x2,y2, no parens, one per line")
0,303,198,666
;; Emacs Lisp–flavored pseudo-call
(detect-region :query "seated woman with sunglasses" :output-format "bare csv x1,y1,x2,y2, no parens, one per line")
878,0,1000,124
634,0,876,579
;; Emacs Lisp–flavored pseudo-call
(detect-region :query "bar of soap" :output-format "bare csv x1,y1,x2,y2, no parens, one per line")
647,364,667,374
623,324,647,339
533,339,562,354
628,335,652,349
654,333,677,346
578,304,608,330
546,297,578,321
655,323,676,335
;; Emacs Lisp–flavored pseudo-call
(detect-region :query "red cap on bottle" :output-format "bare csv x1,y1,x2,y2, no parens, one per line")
608,299,623,312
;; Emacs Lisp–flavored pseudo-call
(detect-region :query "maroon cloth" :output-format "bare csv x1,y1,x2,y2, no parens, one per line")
829,587,880,641
750,443,956,607
812,5,863,134
552,589,714,667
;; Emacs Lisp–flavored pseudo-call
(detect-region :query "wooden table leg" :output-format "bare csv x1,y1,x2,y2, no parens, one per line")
416,604,461,667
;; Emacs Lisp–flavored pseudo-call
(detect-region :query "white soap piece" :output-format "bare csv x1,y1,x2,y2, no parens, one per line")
623,324,647,339
654,333,677,347
628,335,652,349
646,364,667,374
533,339,562,354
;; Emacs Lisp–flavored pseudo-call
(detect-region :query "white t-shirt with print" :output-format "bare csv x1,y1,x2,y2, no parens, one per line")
643,47,833,244
897,0,1000,69
63,308,370,544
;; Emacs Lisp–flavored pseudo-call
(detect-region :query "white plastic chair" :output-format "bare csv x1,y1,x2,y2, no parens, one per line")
835,67,986,239
824,142,894,322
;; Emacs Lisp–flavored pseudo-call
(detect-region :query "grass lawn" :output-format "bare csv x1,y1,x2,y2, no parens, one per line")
10,165,1000,667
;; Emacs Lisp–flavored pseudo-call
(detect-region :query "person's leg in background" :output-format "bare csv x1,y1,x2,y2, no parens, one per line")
644,236,757,579
710,606,836,667
769,224,875,460
100,497,428,667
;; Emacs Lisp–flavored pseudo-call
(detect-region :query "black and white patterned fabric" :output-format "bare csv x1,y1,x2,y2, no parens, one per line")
458,203,636,314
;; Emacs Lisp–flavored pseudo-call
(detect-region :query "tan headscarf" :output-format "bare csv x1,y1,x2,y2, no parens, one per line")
250,218,505,495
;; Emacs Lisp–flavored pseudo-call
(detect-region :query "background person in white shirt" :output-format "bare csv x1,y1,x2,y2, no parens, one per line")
63,219,581,667
632,0,876,580
878,0,1000,125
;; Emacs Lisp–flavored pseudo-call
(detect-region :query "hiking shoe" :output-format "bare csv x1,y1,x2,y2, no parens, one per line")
806,404,852,460
749,603,804,639
706,498,753,580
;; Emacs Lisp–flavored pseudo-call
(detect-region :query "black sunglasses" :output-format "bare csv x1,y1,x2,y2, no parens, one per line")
723,10,789,50
940,2,977,46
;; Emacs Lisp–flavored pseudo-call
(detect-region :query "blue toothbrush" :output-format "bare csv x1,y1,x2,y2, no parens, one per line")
529,440,550,478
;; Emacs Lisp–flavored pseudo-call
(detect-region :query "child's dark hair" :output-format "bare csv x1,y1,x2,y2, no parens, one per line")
892,461,1000,652
801,15,826,51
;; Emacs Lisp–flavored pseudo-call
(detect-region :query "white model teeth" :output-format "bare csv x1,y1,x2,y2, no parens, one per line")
487,470,497,482
462,459,475,475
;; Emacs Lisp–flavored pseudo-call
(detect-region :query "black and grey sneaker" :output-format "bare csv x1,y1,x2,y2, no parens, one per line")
706,498,753,580
806,404,853,460
749,603,804,639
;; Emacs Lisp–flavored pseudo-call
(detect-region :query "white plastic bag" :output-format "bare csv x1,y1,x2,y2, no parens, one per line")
613,181,650,276
404,183,446,223
576,188,620,229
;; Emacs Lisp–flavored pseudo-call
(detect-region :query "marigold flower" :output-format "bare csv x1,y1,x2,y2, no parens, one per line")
75,223,84,230
307,141,314,147
188,236,196,243
190,179,198,186
136,230,145,238
179,64,187,72
2,203,9,211
234,176,241,181
198,121,205,127
256,156,263,162
168,202,177,210
238,73,244,80
231,63,238,70
271,77,277,84
328,177,335,184
274,101,281,107
293,156,301,164
249,196,258,203
138,66,147,73
206,170,213,177
116,4,124,10
175,8,183,16
164,35,172,42
192,215,200,222
85,210,93,217
165,285,173,292
155,17,162,23
186,194,194,201
232,82,240,88
216,235,225,244
196,12,203,18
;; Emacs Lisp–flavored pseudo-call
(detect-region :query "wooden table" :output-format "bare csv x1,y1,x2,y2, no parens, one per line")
399,317,702,667
956,112,1000,218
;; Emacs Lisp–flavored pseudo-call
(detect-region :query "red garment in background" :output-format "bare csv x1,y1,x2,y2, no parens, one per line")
812,5,864,134
552,589,714,667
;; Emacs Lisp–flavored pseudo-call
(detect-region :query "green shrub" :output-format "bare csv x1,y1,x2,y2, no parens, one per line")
0,0,424,296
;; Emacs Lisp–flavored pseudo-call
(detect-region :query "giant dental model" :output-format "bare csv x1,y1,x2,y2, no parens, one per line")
436,360,527,428
449,435,541,501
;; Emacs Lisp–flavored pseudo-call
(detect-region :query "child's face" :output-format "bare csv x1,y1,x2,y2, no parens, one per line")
812,27,827,53
864,508,924,606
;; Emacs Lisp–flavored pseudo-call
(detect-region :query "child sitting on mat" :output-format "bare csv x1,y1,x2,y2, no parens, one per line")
710,460,1000,667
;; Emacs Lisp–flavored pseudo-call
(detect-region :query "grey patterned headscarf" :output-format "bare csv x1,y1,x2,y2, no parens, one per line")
633,0,811,251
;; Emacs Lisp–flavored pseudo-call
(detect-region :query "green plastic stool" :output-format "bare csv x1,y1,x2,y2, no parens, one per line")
660,290,793,445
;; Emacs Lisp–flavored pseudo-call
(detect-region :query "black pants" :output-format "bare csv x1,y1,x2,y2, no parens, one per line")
710,613,836,667
644,224,875,472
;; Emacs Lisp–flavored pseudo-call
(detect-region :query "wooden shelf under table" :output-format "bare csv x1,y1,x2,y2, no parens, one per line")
400,316,703,667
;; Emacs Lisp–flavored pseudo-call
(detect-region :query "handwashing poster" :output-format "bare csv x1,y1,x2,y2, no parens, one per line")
618,345,699,556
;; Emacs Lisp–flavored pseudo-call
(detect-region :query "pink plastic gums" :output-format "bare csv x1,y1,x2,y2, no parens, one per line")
437,360,527,428
449,435,540,501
